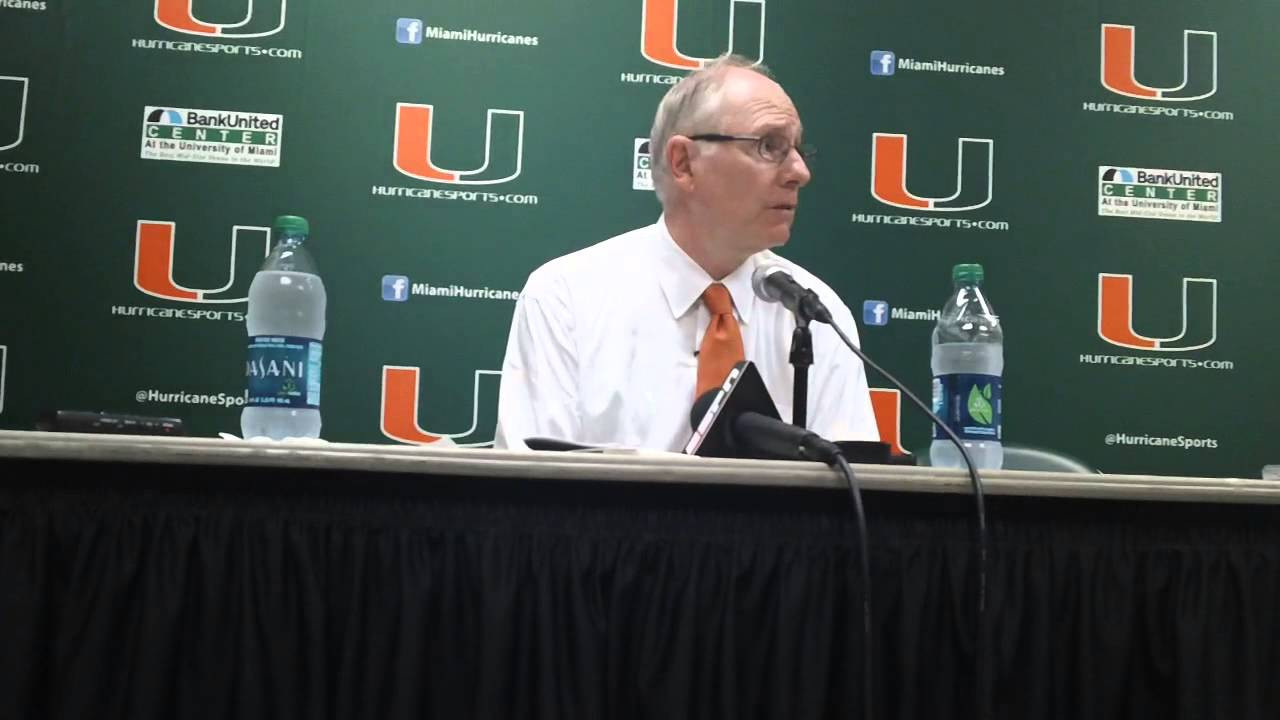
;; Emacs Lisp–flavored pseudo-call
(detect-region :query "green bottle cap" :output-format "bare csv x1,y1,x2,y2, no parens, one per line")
274,214,309,236
952,263,984,285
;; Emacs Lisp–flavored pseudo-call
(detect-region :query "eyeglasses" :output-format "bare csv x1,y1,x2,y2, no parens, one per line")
687,133,816,164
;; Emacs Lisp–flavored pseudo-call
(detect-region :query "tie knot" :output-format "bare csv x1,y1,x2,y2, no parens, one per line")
702,283,734,315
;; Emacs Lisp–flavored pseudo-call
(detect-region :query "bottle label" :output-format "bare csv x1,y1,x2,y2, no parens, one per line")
245,335,321,409
932,373,1001,441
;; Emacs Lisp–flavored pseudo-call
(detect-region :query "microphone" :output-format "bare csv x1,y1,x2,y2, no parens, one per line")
752,262,830,428
751,262,833,324
733,411,843,464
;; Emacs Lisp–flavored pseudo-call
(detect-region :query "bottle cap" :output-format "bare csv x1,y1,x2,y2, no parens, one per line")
952,263,983,285
274,214,309,236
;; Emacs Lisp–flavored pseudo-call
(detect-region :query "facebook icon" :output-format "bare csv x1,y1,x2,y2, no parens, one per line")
396,18,423,44
870,50,895,76
863,300,890,326
382,275,410,302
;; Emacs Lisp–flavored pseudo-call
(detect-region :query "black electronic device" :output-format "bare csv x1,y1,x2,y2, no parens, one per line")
684,360,893,463
684,360,787,459
523,436,595,452
36,410,186,436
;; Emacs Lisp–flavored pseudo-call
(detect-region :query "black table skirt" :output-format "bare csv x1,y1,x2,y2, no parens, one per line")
2,457,1278,720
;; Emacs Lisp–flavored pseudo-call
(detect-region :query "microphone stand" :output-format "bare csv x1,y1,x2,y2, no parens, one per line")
789,310,814,429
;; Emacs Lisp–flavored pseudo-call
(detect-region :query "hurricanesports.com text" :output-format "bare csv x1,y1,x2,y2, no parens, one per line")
131,38,303,60
371,185,538,205
1081,102,1234,121
112,306,245,322
1105,433,1219,450
619,72,681,85
1079,354,1235,371
136,389,247,408
851,213,1009,231
0,162,39,174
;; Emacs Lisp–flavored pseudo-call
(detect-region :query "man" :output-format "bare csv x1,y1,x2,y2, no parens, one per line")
493,54,878,451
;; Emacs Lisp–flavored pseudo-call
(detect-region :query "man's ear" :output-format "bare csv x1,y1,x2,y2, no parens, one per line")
666,136,697,193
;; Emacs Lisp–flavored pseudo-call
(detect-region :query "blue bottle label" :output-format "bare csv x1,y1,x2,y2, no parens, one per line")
932,373,1001,441
246,335,321,408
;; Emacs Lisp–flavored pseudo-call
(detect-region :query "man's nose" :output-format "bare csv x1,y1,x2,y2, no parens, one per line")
781,148,811,188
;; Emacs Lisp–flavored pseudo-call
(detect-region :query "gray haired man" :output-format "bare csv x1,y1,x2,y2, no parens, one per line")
494,54,879,451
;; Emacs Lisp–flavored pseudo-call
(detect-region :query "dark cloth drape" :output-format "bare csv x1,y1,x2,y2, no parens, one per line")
2,457,1279,720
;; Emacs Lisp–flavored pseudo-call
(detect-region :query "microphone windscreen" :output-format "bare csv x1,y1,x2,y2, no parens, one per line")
750,262,787,303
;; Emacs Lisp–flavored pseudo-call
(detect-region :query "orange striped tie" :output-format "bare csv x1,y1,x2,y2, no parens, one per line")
696,282,746,399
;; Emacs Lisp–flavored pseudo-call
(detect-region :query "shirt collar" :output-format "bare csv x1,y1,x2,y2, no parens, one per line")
654,214,759,325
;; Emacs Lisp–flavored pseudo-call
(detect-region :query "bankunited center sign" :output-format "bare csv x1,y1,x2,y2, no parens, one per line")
141,106,283,166
1098,166,1221,222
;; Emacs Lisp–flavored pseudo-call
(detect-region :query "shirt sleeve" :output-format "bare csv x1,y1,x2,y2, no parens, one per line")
492,270,581,450
807,300,881,444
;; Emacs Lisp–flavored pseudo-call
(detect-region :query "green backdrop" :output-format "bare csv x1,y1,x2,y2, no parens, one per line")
1,0,1275,477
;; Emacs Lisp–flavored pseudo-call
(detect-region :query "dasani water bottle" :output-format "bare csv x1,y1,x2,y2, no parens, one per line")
240,215,326,440
930,263,1002,469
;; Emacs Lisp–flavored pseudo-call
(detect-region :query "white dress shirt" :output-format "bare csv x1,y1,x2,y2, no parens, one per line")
493,215,880,451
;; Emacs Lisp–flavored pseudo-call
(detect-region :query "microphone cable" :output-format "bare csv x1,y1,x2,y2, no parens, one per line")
831,451,873,720
828,322,991,720
750,262,990,717
694,387,876,719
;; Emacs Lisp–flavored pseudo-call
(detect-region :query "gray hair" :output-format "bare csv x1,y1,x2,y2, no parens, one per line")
648,53,775,205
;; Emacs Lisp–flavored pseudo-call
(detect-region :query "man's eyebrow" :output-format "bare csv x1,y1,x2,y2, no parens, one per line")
756,121,803,137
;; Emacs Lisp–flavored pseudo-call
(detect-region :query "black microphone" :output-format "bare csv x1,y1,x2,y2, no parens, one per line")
752,262,831,428
751,262,833,324
733,411,843,464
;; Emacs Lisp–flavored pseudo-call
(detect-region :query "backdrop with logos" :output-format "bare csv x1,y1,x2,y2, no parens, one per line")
0,0,1275,478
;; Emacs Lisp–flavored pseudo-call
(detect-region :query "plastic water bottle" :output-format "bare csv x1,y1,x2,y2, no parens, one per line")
930,263,1003,469
240,215,326,440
